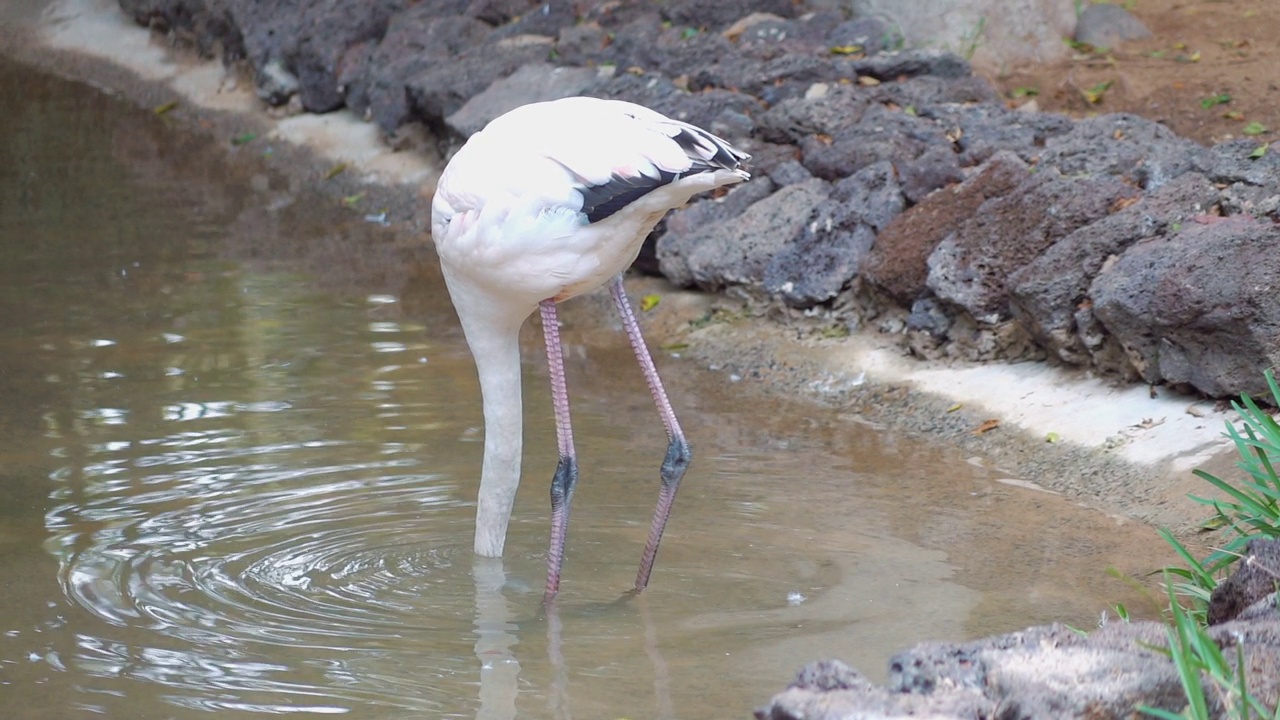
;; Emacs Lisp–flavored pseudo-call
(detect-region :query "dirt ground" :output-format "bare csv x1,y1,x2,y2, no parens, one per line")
991,0,1280,147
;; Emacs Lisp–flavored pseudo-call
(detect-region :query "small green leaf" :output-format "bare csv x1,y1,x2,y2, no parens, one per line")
639,294,661,311
1200,92,1231,109
1082,80,1112,104
1249,142,1269,159
1243,121,1268,136
231,132,258,146
1046,431,1061,443
829,44,864,55
1113,603,1129,622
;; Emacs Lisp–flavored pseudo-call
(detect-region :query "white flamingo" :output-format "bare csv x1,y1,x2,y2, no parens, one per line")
430,96,750,597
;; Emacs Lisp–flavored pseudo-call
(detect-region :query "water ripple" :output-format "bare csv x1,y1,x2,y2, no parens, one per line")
45,426,484,713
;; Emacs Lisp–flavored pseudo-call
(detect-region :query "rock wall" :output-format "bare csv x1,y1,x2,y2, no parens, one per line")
117,0,1280,399
849,0,1078,70
757,540,1280,720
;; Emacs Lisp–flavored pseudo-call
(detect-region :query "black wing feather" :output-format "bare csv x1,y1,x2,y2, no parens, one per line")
579,168,679,224
570,118,749,224
669,127,745,172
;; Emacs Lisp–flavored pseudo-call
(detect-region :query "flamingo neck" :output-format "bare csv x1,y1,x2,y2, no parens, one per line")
461,307,525,558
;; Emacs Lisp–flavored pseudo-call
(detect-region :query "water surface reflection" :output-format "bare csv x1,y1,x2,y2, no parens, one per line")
0,55,1176,718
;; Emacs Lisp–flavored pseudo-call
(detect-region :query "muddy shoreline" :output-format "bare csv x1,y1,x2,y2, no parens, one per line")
0,0,1241,539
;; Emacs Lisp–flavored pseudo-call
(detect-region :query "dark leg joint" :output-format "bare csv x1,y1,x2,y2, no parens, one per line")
660,437,691,489
550,454,579,510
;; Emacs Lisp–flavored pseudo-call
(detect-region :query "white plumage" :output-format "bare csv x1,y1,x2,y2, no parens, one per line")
431,96,750,597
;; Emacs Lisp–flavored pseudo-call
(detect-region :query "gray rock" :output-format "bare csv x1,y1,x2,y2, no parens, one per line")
848,0,1078,71
906,296,952,338
766,160,814,187
871,73,1003,108
445,63,598,137
927,167,1139,324
660,179,830,291
921,103,1075,166
734,14,830,62
1234,594,1280,624
661,0,796,29
1091,217,1280,397
256,57,300,106
984,645,1187,718
757,568,1280,720
1008,172,1221,365
551,20,609,66
347,10,492,132
405,35,553,123
288,0,404,112
836,160,907,233
761,161,901,308
1209,539,1280,624
1205,138,1280,184
1073,3,1152,49
657,28,741,84
764,220,875,308
585,74,761,143
119,0,247,59
708,53,837,100
488,0,576,38
1039,113,1207,189
655,178,777,286
848,49,973,81
802,104,949,181
755,85,875,145
898,144,964,203
826,17,897,57
464,0,534,25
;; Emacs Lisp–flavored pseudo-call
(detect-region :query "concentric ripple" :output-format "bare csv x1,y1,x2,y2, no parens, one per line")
44,422,504,713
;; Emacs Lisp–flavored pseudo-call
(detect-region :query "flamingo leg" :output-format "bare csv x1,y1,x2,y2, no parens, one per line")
608,274,691,591
540,300,578,598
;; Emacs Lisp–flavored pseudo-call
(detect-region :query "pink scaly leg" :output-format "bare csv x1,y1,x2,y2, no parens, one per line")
539,300,578,598
608,275,691,591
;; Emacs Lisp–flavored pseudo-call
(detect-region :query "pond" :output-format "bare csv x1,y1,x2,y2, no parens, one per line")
0,55,1174,718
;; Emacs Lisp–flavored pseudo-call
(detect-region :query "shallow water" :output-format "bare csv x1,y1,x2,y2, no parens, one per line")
0,56,1177,718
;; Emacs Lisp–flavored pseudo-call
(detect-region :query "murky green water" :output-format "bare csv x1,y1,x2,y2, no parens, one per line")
0,56,1176,718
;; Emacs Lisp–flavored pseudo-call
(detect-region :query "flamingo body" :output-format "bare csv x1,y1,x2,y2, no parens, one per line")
431,96,750,595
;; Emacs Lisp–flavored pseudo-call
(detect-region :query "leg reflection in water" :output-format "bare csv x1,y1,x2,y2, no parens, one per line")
472,558,520,720
470,559,674,720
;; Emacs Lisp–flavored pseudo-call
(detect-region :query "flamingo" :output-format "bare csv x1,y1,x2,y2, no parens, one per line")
430,96,750,597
